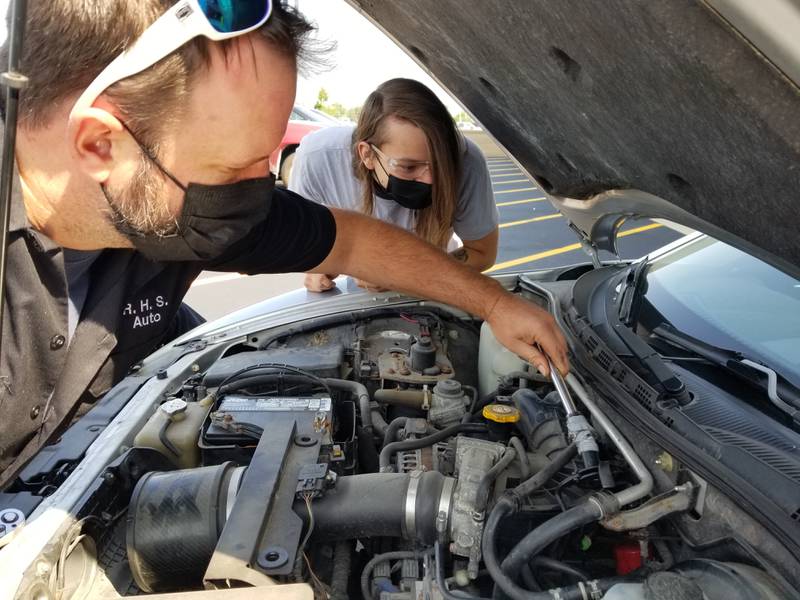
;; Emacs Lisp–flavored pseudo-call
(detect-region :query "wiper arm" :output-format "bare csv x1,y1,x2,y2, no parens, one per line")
652,323,800,422
618,258,649,326
607,263,690,403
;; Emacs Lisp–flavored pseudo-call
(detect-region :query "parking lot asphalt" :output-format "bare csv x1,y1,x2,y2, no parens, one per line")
185,156,683,321
484,156,682,274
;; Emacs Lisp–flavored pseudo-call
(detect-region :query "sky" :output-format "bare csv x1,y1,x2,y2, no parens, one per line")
292,0,465,114
0,0,467,116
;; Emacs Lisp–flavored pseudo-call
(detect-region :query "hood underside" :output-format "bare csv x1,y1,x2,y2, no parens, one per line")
348,0,800,278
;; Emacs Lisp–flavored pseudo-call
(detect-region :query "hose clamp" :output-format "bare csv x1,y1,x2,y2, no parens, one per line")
403,470,423,540
436,477,456,541
225,466,246,522
587,491,619,519
587,579,604,600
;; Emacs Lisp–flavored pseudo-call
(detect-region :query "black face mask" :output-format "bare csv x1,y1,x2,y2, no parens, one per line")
103,125,273,262
373,156,433,210
119,176,274,262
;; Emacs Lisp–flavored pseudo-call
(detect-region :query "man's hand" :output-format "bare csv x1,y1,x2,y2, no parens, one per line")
485,293,569,377
305,272,339,292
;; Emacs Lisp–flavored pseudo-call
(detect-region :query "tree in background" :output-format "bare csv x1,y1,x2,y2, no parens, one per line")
314,87,361,122
345,106,361,122
314,88,329,110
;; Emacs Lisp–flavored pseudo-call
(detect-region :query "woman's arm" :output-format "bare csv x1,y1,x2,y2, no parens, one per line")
450,227,499,271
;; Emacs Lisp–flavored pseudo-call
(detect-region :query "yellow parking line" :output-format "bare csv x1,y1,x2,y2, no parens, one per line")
492,178,531,185
496,197,547,207
494,187,537,195
499,214,562,228
485,223,663,273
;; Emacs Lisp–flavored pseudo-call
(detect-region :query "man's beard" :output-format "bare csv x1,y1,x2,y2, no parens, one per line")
101,155,179,239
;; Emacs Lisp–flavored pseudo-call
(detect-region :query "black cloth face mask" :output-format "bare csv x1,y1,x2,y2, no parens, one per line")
373,155,433,210
103,125,273,262
124,176,274,262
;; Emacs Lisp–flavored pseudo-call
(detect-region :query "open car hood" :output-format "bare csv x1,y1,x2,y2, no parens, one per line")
347,0,800,279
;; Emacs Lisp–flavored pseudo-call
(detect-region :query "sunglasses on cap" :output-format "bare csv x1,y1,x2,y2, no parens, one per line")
70,1,273,119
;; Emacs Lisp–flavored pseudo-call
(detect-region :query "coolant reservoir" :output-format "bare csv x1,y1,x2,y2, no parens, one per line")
134,395,214,469
478,322,529,398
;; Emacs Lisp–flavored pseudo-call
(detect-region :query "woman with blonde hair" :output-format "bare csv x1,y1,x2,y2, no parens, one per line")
291,78,498,292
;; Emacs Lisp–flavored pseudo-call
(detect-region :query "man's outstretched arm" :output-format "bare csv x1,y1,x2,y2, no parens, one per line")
313,208,569,376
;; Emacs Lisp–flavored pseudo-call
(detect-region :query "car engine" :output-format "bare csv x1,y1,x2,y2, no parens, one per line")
5,299,795,599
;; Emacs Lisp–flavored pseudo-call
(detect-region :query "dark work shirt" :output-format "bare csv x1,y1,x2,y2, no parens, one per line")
63,249,101,341
0,160,337,482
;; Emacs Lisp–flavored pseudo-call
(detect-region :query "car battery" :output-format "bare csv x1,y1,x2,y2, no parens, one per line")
201,394,334,463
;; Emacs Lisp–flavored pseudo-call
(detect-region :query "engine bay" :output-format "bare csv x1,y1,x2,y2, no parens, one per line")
2,289,797,599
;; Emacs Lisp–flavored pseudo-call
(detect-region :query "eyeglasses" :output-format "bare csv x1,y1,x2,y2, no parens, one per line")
69,1,273,119
370,144,432,180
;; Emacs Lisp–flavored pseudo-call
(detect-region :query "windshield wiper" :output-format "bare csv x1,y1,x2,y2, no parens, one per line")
618,258,649,326
651,323,800,423
606,262,690,403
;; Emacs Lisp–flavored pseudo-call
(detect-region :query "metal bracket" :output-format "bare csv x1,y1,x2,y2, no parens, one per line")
602,482,695,531
569,222,603,268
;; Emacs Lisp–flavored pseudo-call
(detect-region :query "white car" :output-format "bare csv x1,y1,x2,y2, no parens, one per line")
1,2,799,600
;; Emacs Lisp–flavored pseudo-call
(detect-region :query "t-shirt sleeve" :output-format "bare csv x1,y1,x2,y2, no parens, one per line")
288,137,326,204
452,138,500,241
207,187,336,274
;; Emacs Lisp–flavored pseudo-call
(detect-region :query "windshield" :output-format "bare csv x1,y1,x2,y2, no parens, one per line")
641,236,800,388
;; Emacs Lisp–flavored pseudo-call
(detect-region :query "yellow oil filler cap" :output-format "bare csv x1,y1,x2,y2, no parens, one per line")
482,403,521,424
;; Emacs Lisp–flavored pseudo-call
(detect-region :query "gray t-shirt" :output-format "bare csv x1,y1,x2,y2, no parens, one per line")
289,126,498,245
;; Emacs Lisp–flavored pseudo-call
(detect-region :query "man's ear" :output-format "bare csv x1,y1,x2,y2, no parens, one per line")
67,107,134,184
356,141,375,171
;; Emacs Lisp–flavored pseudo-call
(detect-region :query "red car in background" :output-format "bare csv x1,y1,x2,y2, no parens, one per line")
269,106,340,185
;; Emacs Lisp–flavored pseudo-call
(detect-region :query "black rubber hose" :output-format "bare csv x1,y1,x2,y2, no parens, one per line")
501,501,603,577
370,404,390,437
501,371,548,386
471,390,498,415
521,564,541,592
383,417,409,448
531,556,591,583
483,502,622,600
215,363,334,395
509,443,577,503
158,419,181,457
434,541,490,600
475,444,517,513
379,423,487,472
217,374,327,396
508,437,531,479
481,444,582,600
360,549,432,600
330,541,352,600
357,427,380,473
482,499,522,599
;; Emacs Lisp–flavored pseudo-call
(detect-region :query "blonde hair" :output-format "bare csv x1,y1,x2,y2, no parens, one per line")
351,79,463,249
